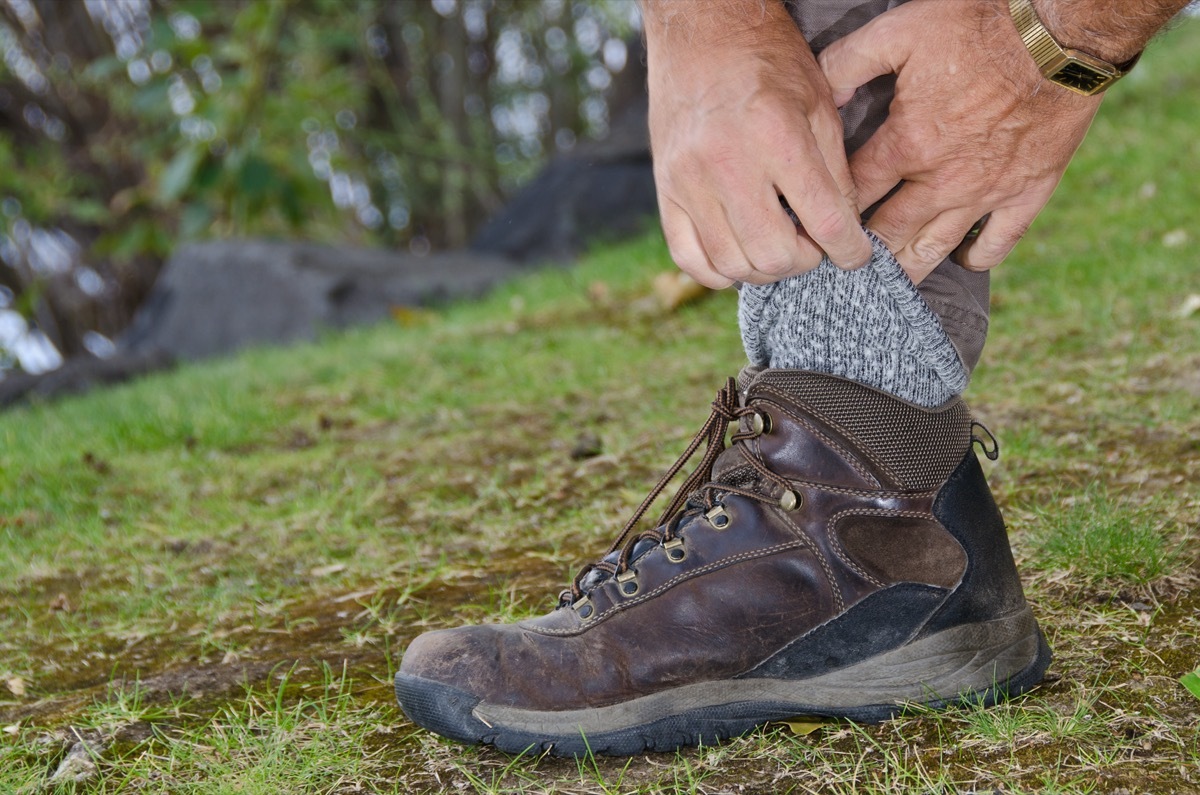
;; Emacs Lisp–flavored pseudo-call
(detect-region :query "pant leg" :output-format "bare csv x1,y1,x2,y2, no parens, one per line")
784,0,990,373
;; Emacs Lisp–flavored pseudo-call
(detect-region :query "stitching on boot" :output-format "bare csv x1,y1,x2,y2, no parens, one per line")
755,390,886,486
780,507,845,614
527,541,810,637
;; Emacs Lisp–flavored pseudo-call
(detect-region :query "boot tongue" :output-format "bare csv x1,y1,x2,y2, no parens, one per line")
710,443,743,482
579,537,661,592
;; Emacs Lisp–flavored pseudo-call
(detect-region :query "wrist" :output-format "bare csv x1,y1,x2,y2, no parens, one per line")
1028,0,1183,64
642,0,808,63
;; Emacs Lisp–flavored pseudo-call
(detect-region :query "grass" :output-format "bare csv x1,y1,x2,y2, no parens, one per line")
2,19,1200,795
1027,487,1179,585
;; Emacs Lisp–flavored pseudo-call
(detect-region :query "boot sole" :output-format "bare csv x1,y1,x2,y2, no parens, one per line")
394,607,1052,757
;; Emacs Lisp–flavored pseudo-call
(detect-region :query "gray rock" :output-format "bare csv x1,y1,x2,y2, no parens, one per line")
119,240,522,361
0,350,173,408
48,739,103,785
470,102,657,264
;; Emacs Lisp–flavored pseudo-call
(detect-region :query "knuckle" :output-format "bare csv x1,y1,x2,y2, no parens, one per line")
749,246,796,277
805,206,853,244
911,235,952,266
666,244,703,274
693,269,735,289
975,223,1028,259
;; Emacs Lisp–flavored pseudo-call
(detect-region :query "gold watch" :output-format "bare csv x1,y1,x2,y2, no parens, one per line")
1008,0,1141,96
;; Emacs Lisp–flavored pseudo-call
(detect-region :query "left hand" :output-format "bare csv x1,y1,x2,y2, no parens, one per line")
819,0,1104,282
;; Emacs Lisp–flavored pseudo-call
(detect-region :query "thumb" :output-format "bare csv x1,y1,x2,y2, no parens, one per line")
818,14,909,107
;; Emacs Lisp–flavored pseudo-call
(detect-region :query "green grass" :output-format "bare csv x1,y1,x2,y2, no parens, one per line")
2,19,1200,795
1027,487,1179,584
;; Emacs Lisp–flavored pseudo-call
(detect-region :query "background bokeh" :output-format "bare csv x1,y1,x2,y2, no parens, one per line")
0,0,642,373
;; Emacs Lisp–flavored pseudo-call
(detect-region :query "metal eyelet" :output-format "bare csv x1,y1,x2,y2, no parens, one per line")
663,537,687,563
616,569,639,597
750,411,772,436
778,489,802,512
705,504,731,530
575,596,594,620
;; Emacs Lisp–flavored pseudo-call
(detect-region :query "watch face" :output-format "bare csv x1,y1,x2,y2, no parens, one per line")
1051,59,1115,95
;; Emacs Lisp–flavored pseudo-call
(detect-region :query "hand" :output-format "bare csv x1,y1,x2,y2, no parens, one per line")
819,0,1103,282
644,0,872,288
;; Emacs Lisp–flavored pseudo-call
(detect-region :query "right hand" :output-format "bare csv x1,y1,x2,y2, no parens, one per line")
644,0,873,288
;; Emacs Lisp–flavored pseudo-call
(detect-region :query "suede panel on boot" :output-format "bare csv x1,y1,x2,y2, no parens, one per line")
835,513,967,589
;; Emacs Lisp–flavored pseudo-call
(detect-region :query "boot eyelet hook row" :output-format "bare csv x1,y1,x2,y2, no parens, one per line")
750,410,772,436
705,504,731,530
616,568,640,596
662,537,687,562
778,489,802,512
575,596,594,620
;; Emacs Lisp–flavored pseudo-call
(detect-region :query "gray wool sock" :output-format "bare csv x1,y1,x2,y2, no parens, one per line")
738,234,969,407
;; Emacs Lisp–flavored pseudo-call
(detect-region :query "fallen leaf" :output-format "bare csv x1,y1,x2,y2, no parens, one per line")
1177,294,1200,318
6,677,26,697
389,306,436,327
49,593,72,613
1181,667,1200,701
310,563,347,578
2,724,18,735
653,271,710,311
781,718,828,736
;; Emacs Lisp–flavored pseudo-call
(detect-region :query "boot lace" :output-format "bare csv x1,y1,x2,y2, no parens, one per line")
560,377,796,606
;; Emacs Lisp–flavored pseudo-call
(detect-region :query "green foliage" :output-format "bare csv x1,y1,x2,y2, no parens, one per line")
1181,668,1200,701
1027,488,1175,585
0,0,639,360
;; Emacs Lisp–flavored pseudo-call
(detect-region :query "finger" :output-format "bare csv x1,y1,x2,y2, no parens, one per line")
847,116,910,212
864,180,940,256
894,209,981,284
659,199,733,289
722,185,824,282
954,206,1036,272
819,13,908,107
809,101,861,213
774,128,872,270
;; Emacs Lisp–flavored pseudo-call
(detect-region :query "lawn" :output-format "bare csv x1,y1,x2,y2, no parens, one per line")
1,20,1199,795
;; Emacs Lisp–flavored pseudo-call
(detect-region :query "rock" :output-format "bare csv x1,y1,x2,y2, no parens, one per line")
0,350,173,409
569,431,603,460
470,101,657,264
48,739,102,785
119,240,522,361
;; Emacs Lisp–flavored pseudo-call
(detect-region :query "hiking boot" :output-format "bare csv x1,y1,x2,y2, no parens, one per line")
395,369,1050,756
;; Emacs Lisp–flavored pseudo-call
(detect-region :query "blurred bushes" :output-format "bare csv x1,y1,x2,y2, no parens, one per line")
0,0,638,366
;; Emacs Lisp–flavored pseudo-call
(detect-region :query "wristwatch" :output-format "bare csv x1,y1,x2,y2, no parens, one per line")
1008,0,1141,96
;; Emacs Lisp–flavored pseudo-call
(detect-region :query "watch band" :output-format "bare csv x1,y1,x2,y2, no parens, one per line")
1008,0,1141,96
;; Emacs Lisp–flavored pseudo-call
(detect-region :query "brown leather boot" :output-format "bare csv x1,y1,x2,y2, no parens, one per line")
395,369,1050,756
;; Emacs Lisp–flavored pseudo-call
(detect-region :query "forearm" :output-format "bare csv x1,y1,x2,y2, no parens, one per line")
640,0,805,54
1033,0,1193,62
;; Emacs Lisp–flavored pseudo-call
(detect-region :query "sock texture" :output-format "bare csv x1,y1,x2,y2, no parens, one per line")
738,234,969,407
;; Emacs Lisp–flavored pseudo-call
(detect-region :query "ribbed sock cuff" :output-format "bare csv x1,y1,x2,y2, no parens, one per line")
737,233,969,407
